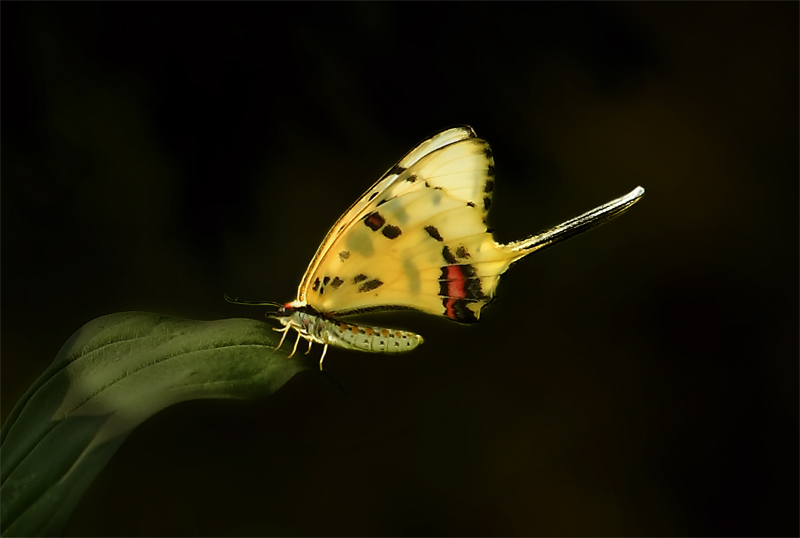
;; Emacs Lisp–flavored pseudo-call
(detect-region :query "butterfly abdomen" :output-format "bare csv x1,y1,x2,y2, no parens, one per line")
324,318,423,354
277,304,423,355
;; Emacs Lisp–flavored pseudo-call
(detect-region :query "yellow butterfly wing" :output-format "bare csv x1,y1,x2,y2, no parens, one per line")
295,126,513,323
298,126,481,295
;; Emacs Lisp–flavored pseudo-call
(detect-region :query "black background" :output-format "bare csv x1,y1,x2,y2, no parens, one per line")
2,2,798,536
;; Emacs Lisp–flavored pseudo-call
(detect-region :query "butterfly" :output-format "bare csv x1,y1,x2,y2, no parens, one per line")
228,126,644,369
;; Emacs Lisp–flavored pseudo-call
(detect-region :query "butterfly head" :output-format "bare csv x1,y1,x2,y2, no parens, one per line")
265,300,313,320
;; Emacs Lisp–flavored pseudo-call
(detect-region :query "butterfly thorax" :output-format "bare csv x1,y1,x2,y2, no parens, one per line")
271,301,423,354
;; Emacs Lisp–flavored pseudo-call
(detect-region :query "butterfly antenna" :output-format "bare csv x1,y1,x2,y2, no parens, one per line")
504,186,645,255
224,294,282,308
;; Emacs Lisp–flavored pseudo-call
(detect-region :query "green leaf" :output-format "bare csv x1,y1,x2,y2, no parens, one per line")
0,311,310,537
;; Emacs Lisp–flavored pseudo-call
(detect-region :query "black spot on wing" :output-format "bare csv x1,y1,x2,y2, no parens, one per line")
442,246,457,264
388,164,406,177
438,275,448,297
338,250,350,262
484,146,493,159
358,278,383,293
484,178,495,192
444,298,479,323
364,212,386,231
353,274,368,284
483,196,492,211
312,277,320,292
368,191,379,201
382,225,402,239
406,173,417,183
331,277,344,289
455,245,470,259
424,225,444,242
377,198,389,206
463,270,485,300
467,201,476,208
460,263,478,278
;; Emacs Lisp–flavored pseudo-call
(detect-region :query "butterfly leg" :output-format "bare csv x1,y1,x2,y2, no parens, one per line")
318,344,329,371
274,325,291,350
305,339,313,355
286,331,302,359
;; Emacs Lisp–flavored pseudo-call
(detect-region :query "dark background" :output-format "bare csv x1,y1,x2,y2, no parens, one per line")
2,2,797,536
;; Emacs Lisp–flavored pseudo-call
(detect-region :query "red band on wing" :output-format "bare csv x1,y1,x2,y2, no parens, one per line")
443,265,467,320
445,265,467,297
